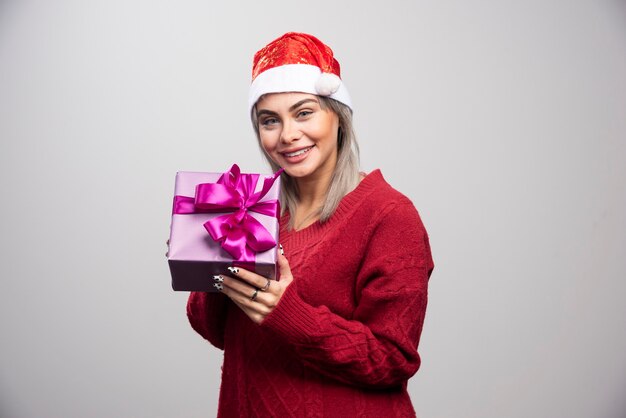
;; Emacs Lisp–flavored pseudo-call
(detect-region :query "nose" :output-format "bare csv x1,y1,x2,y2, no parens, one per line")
280,119,301,144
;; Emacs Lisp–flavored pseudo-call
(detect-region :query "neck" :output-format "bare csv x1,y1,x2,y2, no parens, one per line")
291,164,334,230
296,172,332,208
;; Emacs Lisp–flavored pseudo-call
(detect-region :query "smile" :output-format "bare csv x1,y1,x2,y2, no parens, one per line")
282,146,314,158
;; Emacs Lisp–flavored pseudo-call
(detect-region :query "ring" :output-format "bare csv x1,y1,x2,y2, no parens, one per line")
250,288,259,301
261,279,271,292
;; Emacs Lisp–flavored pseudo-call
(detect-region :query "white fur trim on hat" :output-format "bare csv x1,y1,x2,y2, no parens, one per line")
249,64,352,113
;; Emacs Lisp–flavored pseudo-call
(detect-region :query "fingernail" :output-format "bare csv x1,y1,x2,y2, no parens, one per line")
213,275,223,283
279,244,284,255
227,267,239,274
213,283,223,291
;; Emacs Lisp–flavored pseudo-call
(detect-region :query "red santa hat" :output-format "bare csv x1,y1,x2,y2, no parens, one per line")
248,32,352,113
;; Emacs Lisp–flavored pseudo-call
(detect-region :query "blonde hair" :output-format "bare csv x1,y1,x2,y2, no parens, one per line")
251,96,360,230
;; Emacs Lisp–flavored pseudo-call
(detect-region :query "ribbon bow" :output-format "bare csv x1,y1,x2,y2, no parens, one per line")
173,164,283,262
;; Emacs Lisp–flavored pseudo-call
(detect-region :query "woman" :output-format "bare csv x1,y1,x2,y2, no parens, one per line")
187,32,434,417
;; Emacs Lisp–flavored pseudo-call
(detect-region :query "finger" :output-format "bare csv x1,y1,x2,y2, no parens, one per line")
216,274,267,302
226,266,273,292
217,277,248,301
221,280,272,315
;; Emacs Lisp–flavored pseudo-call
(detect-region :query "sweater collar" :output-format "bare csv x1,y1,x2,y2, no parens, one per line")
280,169,385,244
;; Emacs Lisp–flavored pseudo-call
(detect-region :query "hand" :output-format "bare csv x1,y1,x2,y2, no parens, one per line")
215,251,294,324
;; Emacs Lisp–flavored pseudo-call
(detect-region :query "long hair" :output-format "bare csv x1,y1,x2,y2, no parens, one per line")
251,96,360,230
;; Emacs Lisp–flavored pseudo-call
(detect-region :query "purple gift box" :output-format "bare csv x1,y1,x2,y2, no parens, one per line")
167,165,282,291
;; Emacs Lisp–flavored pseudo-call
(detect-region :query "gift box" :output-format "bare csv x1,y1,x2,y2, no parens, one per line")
167,164,282,291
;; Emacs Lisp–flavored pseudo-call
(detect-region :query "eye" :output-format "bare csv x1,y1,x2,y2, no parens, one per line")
260,117,279,127
296,109,313,118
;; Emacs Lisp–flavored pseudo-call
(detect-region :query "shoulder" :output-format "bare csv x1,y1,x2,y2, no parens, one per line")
356,169,424,226
353,171,434,281
364,169,413,203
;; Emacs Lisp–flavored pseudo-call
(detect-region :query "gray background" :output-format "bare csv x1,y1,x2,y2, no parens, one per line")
1,0,625,417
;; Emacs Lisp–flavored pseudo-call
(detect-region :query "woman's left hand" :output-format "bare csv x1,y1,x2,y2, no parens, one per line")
215,251,294,324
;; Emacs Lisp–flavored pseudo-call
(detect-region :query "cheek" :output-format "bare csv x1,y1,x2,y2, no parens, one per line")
259,133,276,153
315,125,339,148
315,113,339,145
259,134,281,165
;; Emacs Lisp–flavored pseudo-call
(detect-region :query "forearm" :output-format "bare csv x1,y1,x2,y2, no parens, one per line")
260,275,428,388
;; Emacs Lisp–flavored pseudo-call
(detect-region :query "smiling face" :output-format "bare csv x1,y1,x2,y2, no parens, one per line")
255,92,340,183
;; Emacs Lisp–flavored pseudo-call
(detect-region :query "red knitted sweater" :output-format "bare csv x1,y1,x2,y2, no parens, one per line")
187,170,434,417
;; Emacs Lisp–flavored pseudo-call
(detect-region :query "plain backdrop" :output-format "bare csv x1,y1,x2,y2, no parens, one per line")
1,1,625,417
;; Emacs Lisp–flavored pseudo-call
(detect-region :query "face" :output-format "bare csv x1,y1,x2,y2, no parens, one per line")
256,92,339,182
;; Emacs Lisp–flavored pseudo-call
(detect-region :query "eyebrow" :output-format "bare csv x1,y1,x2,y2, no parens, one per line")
256,98,319,117
288,98,319,111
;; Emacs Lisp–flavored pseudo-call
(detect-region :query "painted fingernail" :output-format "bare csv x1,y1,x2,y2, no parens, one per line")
279,244,284,255
213,275,223,283
227,267,239,274
213,283,223,291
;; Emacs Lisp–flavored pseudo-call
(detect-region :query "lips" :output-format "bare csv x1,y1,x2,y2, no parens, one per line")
281,146,314,158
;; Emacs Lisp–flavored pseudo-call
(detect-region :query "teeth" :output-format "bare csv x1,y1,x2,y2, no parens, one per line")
285,147,312,157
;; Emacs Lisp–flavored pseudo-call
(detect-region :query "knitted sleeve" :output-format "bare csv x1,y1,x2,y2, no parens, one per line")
261,201,434,388
187,291,229,350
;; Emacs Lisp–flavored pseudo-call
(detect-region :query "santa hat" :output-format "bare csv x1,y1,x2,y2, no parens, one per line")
248,32,352,113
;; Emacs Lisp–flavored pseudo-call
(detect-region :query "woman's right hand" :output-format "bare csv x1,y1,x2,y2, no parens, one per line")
215,251,294,324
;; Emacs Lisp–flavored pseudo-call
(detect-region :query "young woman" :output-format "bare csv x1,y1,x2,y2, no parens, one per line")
187,32,434,417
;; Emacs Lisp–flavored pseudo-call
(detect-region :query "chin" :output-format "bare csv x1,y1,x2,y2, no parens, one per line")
282,166,311,178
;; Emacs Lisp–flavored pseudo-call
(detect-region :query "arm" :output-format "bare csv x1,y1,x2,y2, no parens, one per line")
261,202,434,388
186,291,229,350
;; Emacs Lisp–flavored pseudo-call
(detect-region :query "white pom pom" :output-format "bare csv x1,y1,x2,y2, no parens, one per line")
315,73,341,96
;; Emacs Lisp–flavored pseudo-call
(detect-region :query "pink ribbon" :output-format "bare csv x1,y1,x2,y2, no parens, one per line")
173,164,283,262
